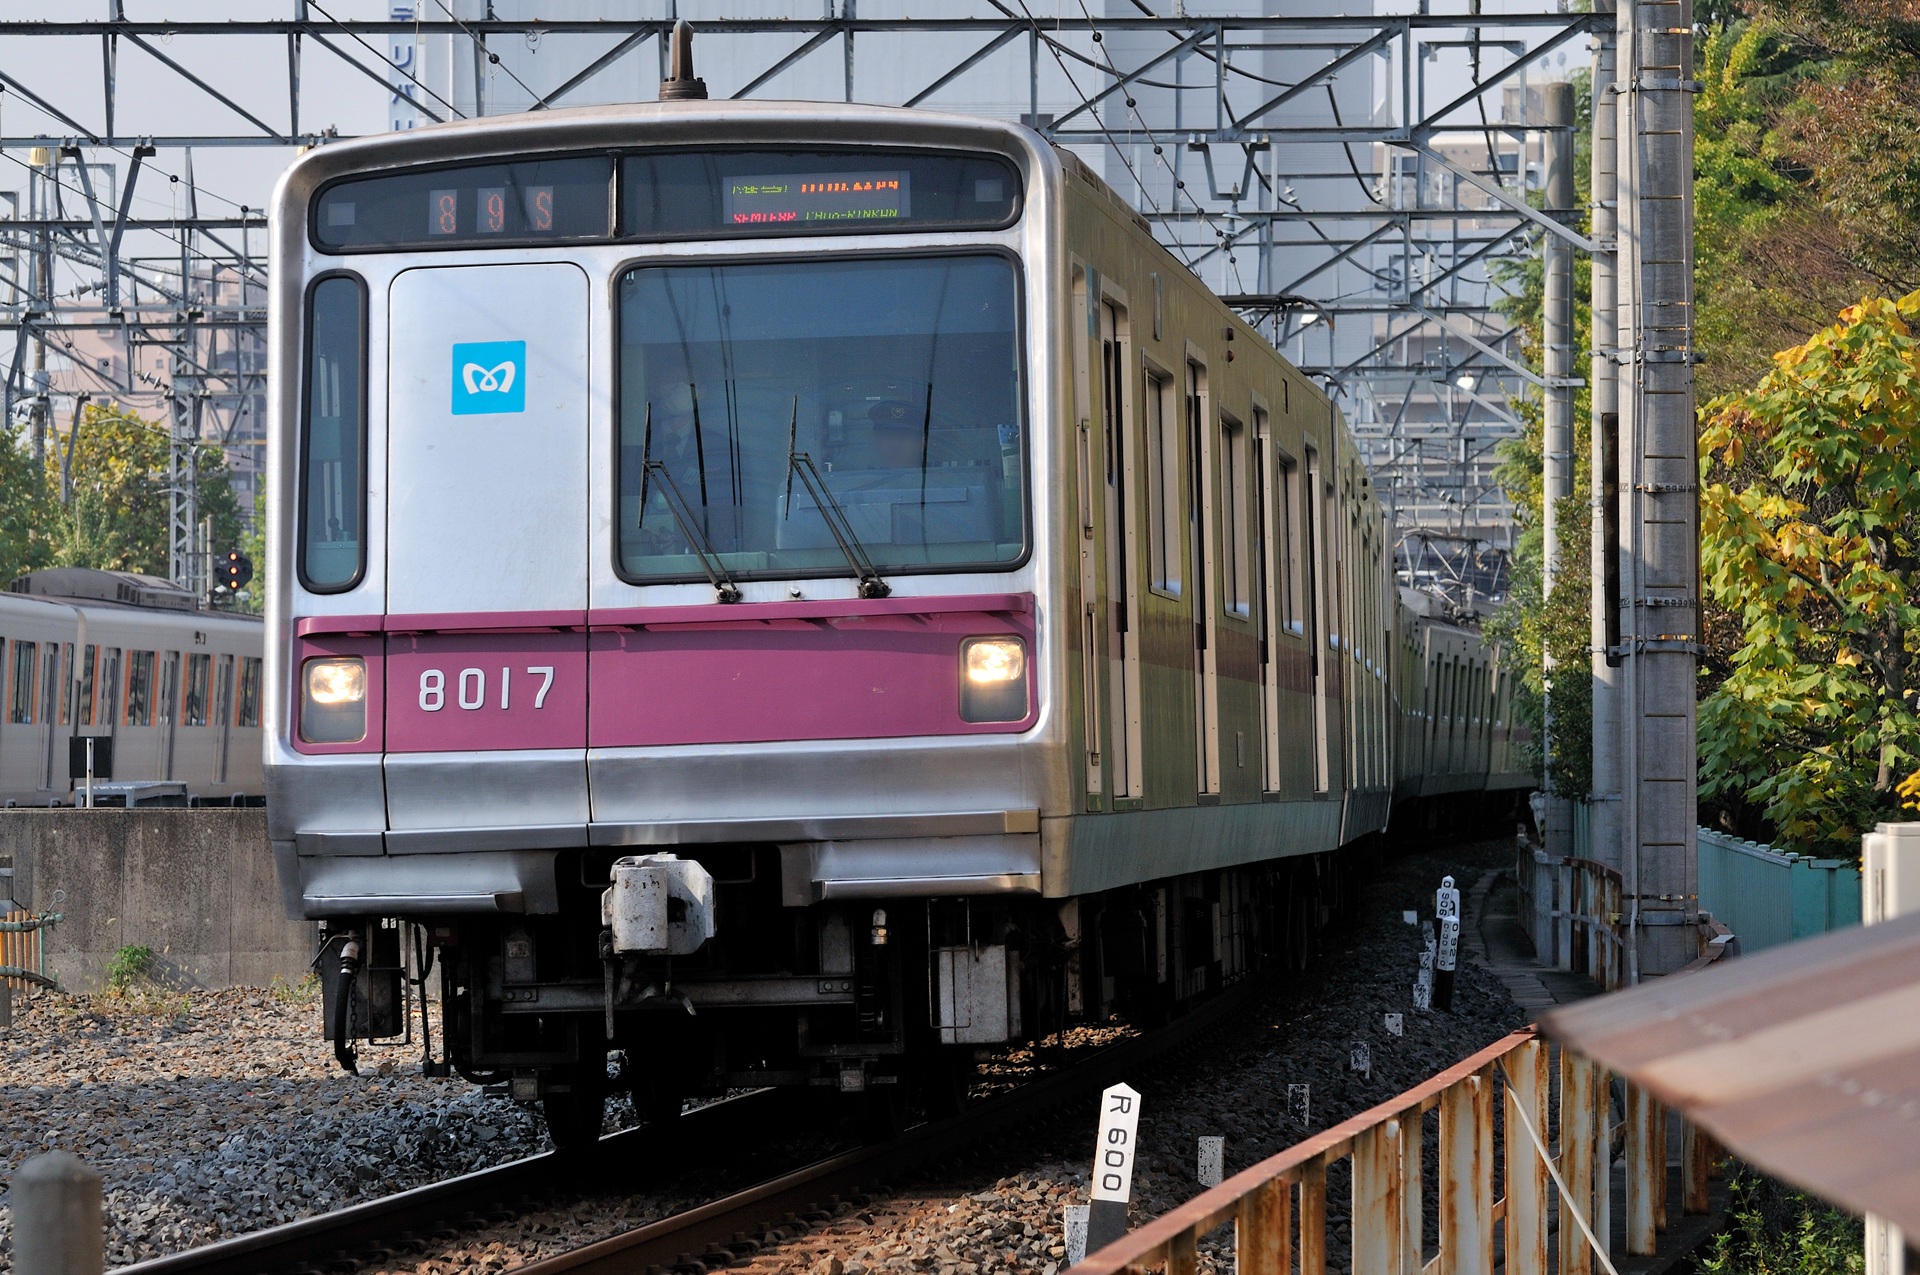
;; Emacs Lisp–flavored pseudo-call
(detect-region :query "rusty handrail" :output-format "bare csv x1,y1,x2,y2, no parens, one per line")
1068,1019,1709,1275
1070,1030,1540,1275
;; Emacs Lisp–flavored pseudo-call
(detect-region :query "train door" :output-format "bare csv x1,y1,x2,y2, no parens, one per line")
1101,301,1141,799
1071,272,1103,800
1185,361,1218,795
385,263,591,830
214,654,234,785
1253,416,1275,791
157,651,180,780
1302,447,1330,793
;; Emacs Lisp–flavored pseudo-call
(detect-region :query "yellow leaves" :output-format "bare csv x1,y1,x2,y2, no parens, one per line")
1834,648,1862,667
1902,767,1920,811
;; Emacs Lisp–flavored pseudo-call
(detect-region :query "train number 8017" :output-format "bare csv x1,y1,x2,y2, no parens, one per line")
418,666,556,713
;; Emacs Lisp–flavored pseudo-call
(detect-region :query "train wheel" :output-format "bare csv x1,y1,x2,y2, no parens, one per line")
914,1050,975,1121
861,1081,910,1142
542,1061,608,1151
640,1081,685,1128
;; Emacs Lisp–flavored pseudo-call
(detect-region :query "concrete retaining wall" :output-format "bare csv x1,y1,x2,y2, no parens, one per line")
0,809,314,993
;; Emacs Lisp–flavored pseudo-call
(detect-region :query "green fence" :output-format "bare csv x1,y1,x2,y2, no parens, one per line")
1694,828,1860,951
1561,805,1860,952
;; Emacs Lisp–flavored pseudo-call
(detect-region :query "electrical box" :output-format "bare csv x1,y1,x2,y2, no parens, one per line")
1862,823,1920,924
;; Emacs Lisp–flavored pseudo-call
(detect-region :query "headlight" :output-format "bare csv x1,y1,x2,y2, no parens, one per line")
301,656,367,744
960,637,1028,723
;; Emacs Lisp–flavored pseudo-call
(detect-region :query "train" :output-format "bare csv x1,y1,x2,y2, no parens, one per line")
0,568,265,807
265,41,1532,1145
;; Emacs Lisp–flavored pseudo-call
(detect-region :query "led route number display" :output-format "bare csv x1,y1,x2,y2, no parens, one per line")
428,185,555,236
723,171,911,226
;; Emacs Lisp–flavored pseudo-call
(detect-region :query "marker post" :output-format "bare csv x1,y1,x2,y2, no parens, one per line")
1434,875,1461,1011
1086,1082,1141,1254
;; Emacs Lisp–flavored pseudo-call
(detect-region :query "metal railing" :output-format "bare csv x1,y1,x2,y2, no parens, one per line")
1519,849,1629,991
1,909,62,990
1069,1027,1714,1275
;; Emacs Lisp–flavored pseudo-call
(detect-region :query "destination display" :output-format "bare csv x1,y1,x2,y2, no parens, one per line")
623,150,1019,239
313,157,612,251
722,171,910,225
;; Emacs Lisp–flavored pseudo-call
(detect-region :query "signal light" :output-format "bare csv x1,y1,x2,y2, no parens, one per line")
219,550,254,592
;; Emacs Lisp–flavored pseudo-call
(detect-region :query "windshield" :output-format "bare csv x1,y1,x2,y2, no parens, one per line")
616,254,1026,584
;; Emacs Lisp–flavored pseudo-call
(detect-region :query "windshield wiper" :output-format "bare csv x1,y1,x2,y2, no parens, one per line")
637,403,742,603
783,399,891,599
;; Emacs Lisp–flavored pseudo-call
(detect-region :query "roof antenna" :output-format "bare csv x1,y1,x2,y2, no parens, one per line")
659,20,708,101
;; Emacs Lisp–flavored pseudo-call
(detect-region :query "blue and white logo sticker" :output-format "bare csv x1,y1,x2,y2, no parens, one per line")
451,340,526,415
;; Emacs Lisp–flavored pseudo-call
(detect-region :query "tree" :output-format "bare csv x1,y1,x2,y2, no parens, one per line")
0,418,52,585
37,403,241,579
1485,72,1595,799
1697,291,1920,857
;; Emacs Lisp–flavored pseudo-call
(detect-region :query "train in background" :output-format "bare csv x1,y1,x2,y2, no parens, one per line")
0,569,265,807
265,48,1532,1145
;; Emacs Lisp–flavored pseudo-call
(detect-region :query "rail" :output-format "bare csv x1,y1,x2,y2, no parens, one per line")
1068,1027,1715,1275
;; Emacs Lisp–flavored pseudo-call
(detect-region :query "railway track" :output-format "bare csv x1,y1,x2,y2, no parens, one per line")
122,979,1263,1275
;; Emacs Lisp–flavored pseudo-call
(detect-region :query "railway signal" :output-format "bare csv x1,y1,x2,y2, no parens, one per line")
218,550,253,594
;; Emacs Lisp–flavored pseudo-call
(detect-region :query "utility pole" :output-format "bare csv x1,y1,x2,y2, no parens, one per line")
1540,79,1577,858
1615,0,1699,979
1590,1,1624,874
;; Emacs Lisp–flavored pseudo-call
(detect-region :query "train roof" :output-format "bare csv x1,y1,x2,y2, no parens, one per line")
7,568,260,622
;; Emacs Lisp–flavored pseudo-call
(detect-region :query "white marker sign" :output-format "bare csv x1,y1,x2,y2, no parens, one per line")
1092,1082,1142,1202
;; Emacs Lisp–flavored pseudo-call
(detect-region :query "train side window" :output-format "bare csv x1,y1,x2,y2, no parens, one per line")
157,653,180,726
98,648,121,727
237,657,263,729
124,650,155,727
1220,412,1250,618
184,653,212,727
77,645,97,725
1145,368,1181,596
9,640,36,724
299,273,369,592
1276,453,1301,634
42,645,60,727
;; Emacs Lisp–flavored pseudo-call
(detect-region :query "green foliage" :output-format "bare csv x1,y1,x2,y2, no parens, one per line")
0,420,52,584
0,403,245,590
1698,292,1920,857
1694,1167,1861,1275
269,972,321,1005
105,944,155,992
1483,71,1594,798
39,403,242,578
1690,10,1893,398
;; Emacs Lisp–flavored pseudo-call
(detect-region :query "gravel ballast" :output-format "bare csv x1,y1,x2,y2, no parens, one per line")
0,833,1545,1274
0,985,559,1270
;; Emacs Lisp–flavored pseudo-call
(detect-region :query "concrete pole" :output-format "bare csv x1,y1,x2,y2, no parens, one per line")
1590,2,1623,873
13,1152,104,1275
1616,0,1699,979
1540,81,1578,859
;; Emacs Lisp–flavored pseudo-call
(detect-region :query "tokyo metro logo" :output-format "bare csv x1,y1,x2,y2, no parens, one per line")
450,340,527,415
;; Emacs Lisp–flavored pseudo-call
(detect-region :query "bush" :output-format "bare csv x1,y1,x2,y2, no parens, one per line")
1695,1167,1861,1275
104,944,154,992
